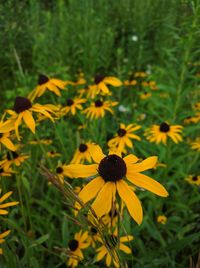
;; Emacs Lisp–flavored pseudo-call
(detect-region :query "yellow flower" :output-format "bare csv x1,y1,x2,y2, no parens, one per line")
67,231,89,268
96,232,133,267
0,129,16,151
83,100,118,119
55,164,72,183
65,145,168,224
157,215,167,224
140,92,152,100
193,102,200,110
0,165,14,177
185,175,200,186
0,96,54,140
87,226,101,248
190,137,200,152
28,74,67,101
94,74,122,96
0,230,11,255
145,122,183,144
46,151,61,158
61,98,86,116
124,79,137,86
108,123,141,153
134,71,147,78
0,151,29,169
71,142,97,164
0,191,19,215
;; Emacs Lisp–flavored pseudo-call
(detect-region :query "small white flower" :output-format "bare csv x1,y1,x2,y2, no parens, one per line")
118,105,130,113
131,35,138,42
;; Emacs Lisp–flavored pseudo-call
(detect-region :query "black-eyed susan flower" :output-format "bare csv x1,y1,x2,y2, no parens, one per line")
65,145,168,224
0,165,14,177
28,74,67,101
139,92,152,100
102,205,121,228
96,232,133,267
157,215,167,224
94,74,122,95
46,151,61,158
134,71,147,78
145,122,183,145
124,79,137,86
108,123,141,153
61,97,86,116
67,230,89,268
83,100,118,119
0,130,16,151
87,226,101,248
70,142,96,164
0,96,54,140
190,137,200,152
0,230,10,255
55,164,72,183
0,190,19,215
0,151,29,169
185,175,200,186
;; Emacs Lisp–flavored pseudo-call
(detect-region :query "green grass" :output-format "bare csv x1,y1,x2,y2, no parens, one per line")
0,0,200,267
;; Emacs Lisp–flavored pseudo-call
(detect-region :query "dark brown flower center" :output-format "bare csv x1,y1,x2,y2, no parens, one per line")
159,122,170,132
66,99,74,106
79,143,88,152
38,74,49,85
68,239,79,251
56,167,63,174
117,128,126,137
94,74,105,84
7,151,19,160
98,154,127,182
0,133,3,138
109,208,118,218
90,227,98,235
0,168,3,174
95,100,103,107
192,176,198,181
13,97,32,113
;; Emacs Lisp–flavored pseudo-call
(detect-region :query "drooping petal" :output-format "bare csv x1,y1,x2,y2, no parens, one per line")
130,156,158,172
123,154,138,165
117,180,143,224
126,172,169,197
1,137,16,151
104,77,122,86
23,110,35,133
0,192,12,203
64,164,98,178
90,144,105,163
119,243,132,254
92,182,116,218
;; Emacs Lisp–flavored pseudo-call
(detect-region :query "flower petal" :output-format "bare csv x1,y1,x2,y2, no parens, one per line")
23,110,35,133
123,154,138,165
126,172,169,197
65,164,98,178
117,180,143,224
92,182,116,218
130,156,158,172
90,144,105,163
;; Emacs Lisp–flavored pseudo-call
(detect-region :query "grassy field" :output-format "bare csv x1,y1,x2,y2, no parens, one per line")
0,0,200,267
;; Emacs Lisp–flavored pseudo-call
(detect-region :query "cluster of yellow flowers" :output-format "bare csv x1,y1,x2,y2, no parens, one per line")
0,70,199,266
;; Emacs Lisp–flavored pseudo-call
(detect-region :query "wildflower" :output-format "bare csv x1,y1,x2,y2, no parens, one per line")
108,123,141,153
55,164,72,183
28,74,67,101
157,215,167,224
0,165,14,177
124,79,137,86
29,139,52,145
0,230,10,255
0,191,19,215
67,231,89,268
94,74,122,95
87,226,100,247
134,71,147,78
46,151,61,158
140,92,152,100
0,151,29,169
145,122,183,145
61,97,86,116
71,142,96,164
183,114,200,124
0,130,16,151
190,137,200,152
185,175,200,186
96,232,133,267
83,100,118,119
65,144,168,224
0,96,54,140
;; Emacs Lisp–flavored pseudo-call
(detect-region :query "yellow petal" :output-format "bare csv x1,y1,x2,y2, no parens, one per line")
92,182,116,218
117,180,143,224
123,154,138,165
0,201,19,208
126,172,169,197
64,164,98,178
90,144,105,163
0,120,15,133
131,156,158,172
119,243,132,254
0,209,8,215
23,110,35,133
104,77,122,86
0,191,12,203
1,137,16,151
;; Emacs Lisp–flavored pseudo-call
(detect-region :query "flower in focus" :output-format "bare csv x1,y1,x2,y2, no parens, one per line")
145,122,183,144
157,215,167,224
0,96,55,140
96,231,133,267
108,123,141,153
0,230,10,255
65,145,168,224
94,74,122,95
185,175,200,186
71,142,96,164
61,98,86,116
28,74,67,101
0,129,16,151
190,137,200,152
0,191,19,215
67,231,89,268
83,100,118,119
